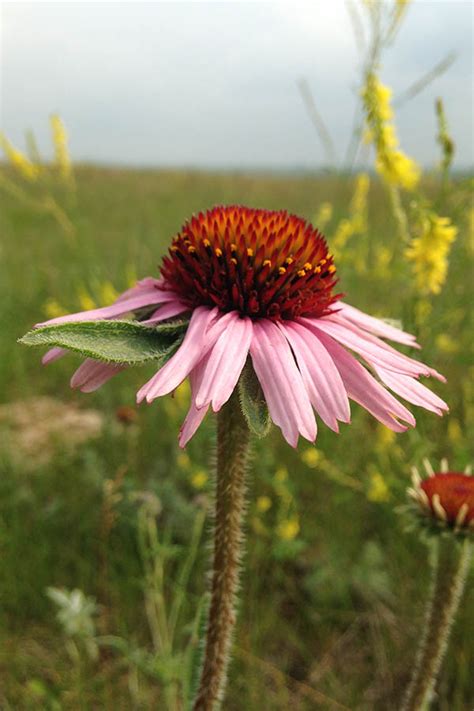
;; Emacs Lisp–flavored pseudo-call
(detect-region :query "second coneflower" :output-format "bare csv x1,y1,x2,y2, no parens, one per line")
21,206,448,710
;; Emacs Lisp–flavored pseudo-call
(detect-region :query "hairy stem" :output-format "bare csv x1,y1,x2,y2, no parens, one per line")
401,537,472,711
193,391,250,711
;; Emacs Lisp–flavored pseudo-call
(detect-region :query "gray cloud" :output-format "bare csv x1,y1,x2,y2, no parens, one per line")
1,1,472,169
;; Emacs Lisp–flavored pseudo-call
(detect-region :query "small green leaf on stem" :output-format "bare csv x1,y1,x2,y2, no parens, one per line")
238,358,271,438
19,319,187,365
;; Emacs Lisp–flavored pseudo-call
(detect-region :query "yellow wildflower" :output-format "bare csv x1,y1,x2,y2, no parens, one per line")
447,419,462,445
174,380,190,408
435,333,459,355
177,452,191,470
50,114,73,181
362,73,420,191
191,469,208,489
100,280,119,306
276,517,300,541
376,424,396,449
366,471,391,503
0,134,40,182
43,298,67,320
313,202,333,231
256,496,272,513
77,287,96,311
300,448,322,469
405,214,458,294
274,466,288,483
374,246,392,278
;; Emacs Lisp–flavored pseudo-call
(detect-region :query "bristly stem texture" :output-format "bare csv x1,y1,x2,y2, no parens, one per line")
401,537,472,711
193,390,250,711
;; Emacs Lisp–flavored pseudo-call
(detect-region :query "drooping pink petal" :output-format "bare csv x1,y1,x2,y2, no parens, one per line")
250,320,316,447
136,306,219,404
70,359,125,393
178,357,211,448
321,313,446,382
316,330,415,431
114,277,163,303
278,321,350,432
141,300,189,324
305,316,433,379
374,366,449,416
36,288,175,328
195,313,253,411
335,302,420,347
42,347,67,365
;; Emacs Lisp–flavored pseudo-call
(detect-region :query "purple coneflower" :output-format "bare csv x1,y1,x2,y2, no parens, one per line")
37,205,447,447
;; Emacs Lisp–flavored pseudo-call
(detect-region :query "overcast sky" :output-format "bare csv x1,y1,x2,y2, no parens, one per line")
1,1,473,170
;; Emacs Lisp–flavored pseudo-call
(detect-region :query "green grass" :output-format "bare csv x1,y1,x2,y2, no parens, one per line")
0,167,472,710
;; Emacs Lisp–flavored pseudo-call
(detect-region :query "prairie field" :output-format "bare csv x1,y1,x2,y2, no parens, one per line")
0,166,472,710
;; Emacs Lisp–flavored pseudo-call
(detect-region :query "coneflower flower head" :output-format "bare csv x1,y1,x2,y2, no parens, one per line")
24,205,448,448
161,206,339,321
407,460,474,538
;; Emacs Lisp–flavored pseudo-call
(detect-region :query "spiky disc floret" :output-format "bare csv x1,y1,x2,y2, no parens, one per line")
160,206,340,321
407,460,474,537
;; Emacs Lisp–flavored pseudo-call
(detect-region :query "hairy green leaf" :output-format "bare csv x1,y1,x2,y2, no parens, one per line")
19,319,187,365
238,358,271,438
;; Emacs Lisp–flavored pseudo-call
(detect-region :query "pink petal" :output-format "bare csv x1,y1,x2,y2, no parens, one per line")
195,313,253,411
114,277,162,303
36,289,172,328
316,330,415,431
278,321,350,432
250,320,316,447
374,366,449,416
136,306,219,404
178,359,211,447
142,300,189,324
70,359,125,393
306,317,433,379
42,347,67,365
336,302,419,347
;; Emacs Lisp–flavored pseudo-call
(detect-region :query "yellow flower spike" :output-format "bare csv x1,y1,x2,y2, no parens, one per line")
177,452,191,470
447,419,463,445
100,281,119,306
313,202,333,231
276,517,300,541
174,380,191,408
77,287,96,311
191,469,208,490
274,466,288,483
300,448,322,469
256,496,272,513
0,134,40,182
376,424,397,449
435,333,459,355
126,265,138,288
406,213,458,295
362,73,420,191
50,114,73,182
43,298,67,320
366,470,391,503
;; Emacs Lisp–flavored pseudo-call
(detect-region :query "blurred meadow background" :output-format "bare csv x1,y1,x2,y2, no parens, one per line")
0,1,473,709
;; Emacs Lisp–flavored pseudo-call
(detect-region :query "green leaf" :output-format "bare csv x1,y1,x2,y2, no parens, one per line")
238,358,271,438
19,319,187,365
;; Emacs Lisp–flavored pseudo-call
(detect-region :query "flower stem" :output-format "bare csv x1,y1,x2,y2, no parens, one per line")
193,390,250,711
401,537,472,711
